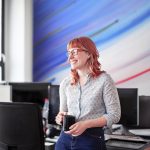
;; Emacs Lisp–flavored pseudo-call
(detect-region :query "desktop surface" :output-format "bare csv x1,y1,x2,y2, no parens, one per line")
44,123,150,150
105,124,150,150
45,134,150,150
44,129,150,150
105,133,150,150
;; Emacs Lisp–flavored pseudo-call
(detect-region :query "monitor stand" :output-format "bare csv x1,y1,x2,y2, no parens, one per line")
112,124,134,136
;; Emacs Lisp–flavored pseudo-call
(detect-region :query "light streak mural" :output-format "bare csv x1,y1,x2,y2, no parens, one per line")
33,0,150,95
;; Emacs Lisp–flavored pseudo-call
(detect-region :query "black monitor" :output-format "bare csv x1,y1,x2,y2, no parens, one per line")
139,96,150,128
117,88,139,127
9,82,51,108
0,102,45,150
48,85,60,125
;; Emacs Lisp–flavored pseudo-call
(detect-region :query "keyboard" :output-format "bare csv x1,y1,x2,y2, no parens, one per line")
129,129,150,137
106,139,146,149
105,134,146,142
45,136,59,143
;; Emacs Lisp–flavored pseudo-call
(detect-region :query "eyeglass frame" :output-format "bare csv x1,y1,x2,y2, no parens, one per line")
66,47,88,57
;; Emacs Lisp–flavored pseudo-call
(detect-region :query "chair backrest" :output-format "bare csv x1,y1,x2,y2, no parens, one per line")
0,102,45,150
139,96,150,128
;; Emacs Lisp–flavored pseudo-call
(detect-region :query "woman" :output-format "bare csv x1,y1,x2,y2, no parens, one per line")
55,36,121,150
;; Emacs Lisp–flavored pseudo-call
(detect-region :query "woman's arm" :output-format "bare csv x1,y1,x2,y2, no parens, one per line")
102,74,121,128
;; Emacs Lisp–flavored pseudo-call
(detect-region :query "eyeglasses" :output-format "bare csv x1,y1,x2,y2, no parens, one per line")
67,48,88,57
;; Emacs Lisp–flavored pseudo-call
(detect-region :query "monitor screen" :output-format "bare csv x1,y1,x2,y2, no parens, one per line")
9,82,51,108
0,102,45,150
48,85,60,125
117,88,139,127
139,96,150,128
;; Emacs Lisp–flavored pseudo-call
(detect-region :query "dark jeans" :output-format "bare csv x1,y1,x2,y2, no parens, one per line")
55,127,107,150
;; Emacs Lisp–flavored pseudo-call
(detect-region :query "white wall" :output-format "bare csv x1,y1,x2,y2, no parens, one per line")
5,0,32,82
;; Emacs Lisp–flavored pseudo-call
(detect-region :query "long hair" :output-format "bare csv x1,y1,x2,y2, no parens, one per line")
67,36,103,85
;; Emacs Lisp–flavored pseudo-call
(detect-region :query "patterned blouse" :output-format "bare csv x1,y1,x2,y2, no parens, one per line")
59,72,121,128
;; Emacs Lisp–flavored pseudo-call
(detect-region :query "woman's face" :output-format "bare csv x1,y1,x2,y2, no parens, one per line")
67,48,90,70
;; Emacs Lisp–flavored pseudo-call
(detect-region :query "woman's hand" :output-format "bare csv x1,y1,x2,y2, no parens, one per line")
64,117,107,136
55,111,67,125
65,120,88,136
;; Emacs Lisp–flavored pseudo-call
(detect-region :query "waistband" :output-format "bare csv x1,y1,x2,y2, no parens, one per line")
84,127,104,137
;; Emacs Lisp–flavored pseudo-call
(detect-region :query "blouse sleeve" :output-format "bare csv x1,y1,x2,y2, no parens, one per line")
59,78,68,112
102,74,121,128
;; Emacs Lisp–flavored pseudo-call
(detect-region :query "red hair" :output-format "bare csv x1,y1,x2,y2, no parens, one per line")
67,36,103,85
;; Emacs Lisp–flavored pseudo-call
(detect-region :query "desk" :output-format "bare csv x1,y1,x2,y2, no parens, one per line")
106,137,150,150
44,135,150,150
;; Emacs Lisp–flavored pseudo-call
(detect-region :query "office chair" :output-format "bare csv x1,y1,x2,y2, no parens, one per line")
0,102,45,150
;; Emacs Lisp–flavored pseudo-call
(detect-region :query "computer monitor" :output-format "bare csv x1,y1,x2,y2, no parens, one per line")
139,96,150,128
0,102,45,150
9,82,51,108
48,85,60,125
117,88,139,127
